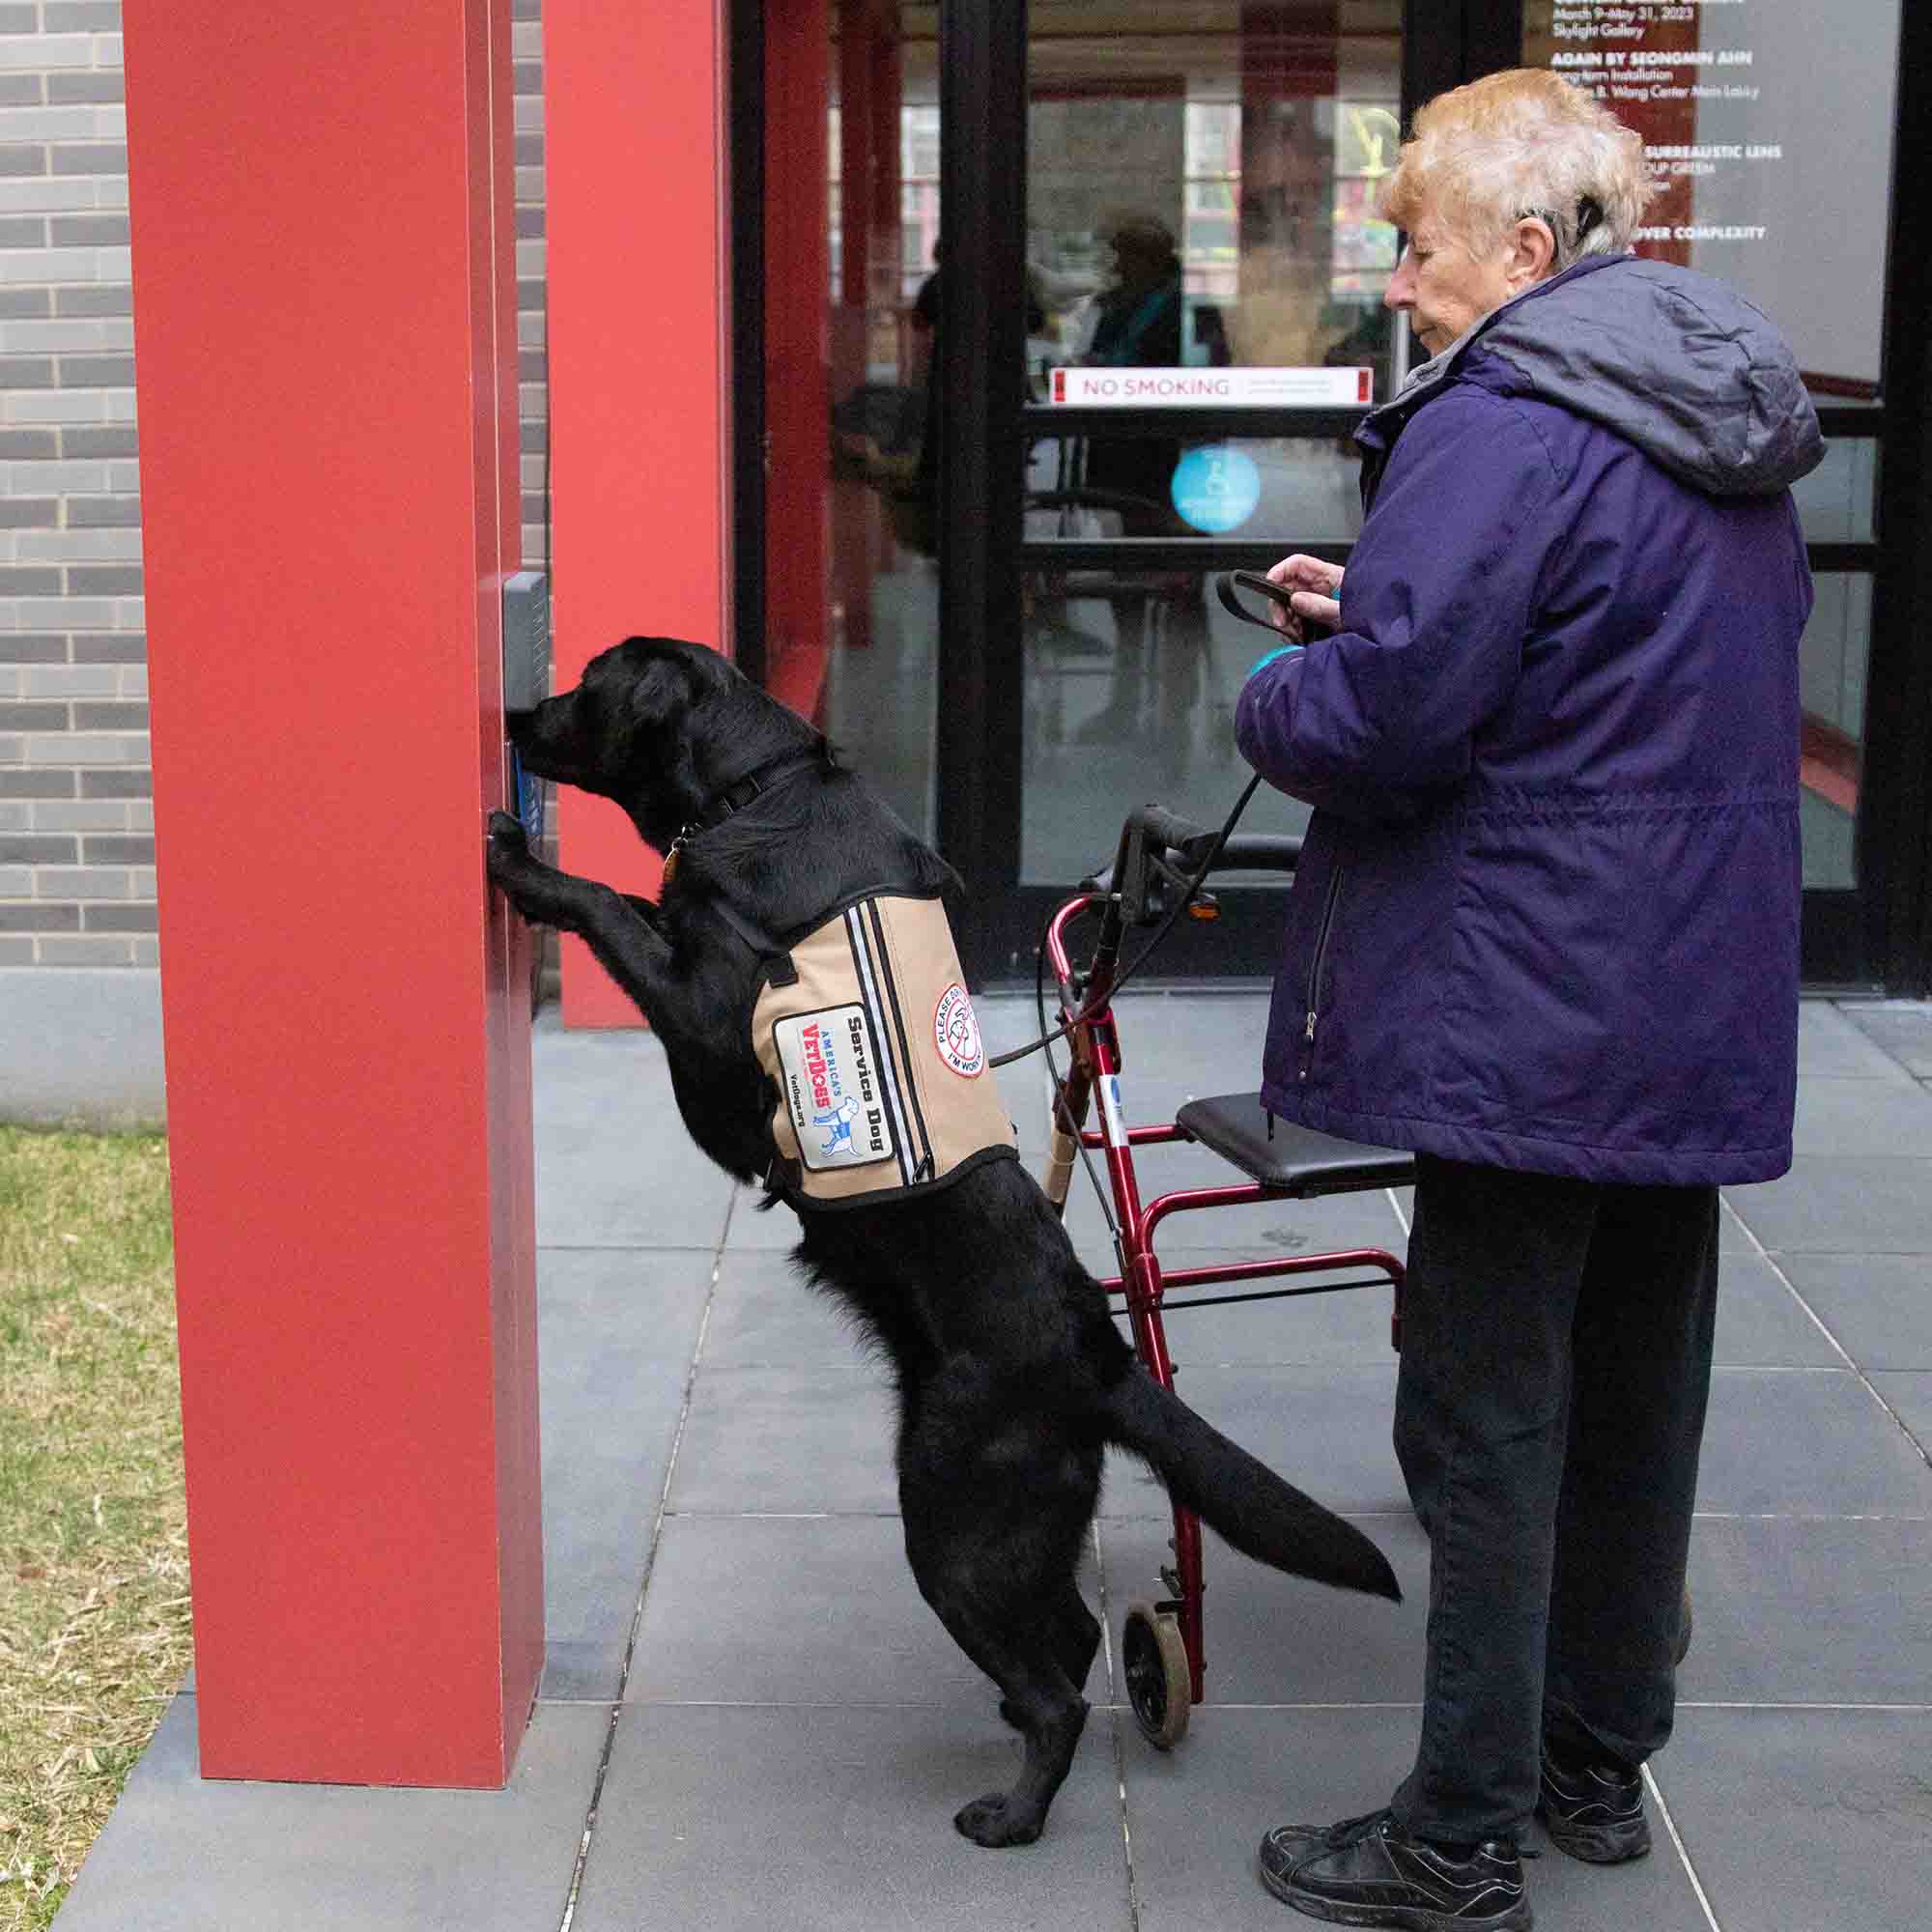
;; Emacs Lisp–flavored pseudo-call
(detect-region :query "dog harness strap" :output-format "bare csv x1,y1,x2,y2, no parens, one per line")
840,900,925,1187
703,890,785,959
753,892,1017,1208
858,896,936,1181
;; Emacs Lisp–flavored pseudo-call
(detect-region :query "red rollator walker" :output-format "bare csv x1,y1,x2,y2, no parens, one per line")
1037,801,1416,1749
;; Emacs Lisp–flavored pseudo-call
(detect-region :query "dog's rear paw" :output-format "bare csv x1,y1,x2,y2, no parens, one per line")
954,1793,1043,1848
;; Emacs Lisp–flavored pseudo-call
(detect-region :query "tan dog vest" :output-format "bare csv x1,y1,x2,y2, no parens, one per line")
753,892,1018,1208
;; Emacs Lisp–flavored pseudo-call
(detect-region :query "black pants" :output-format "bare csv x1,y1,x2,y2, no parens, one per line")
1387,1155,1719,1845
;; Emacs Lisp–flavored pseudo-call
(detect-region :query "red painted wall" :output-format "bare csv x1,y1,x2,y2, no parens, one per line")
544,0,733,1026
123,0,542,1785
763,0,834,725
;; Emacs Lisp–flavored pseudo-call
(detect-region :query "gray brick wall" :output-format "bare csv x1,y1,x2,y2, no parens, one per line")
0,2,551,968
0,1,144,966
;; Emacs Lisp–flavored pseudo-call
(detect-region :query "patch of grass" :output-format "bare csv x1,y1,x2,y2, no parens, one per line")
0,1129,187,1932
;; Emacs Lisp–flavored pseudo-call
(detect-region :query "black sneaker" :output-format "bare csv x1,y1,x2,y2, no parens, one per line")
1536,1749,1651,1863
1258,1807,1532,1928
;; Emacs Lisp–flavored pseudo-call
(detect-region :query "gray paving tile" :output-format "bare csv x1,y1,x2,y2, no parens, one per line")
1838,998,1932,1078
668,1358,900,1513
1776,1252,1932,1370
535,1109,737,1248
53,1694,605,1932
701,1246,868,1370
1724,1156,1932,1254
1797,998,1917,1082
1116,1248,1403,1367
529,1006,656,1089
575,1704,1132,1932
531,1022,736,1249
979,988,1272,1090
1713,1251,1844,1367
981,989,1299,1156
1792,1073,1932,1156
1869,1372,1932,1460
625,1513,1013,1712
1100,1511,1425,1706
541,1641,628,1703
1648,1709,1932,1932
1122,1706,1712,1932
1059,1140,1409,1261
1695,1369,1932,1517
1680,1515,1932,1705
722,1182,808,1249
1715,1201,1757,1253
537,1247,713,1697
1100,1364,1407,1520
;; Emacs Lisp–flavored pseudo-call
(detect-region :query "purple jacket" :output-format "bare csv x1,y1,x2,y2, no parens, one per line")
1236,255,1821,1184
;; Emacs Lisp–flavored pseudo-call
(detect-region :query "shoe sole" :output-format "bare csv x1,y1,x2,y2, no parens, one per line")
1258,1853,1533,1930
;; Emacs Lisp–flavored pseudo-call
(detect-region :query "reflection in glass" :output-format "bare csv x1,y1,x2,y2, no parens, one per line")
1019,5,1400,884
1799,574,1868,890
1027,3,1403,395
1791,440,1876,548
1020,561,1315,888
814,8,942,843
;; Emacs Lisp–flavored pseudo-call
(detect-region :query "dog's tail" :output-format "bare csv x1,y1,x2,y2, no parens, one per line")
1096,1368,1401,1602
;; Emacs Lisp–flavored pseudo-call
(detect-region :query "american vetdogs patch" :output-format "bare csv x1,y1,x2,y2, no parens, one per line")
773,1004,896,1173
754,892,1018,1208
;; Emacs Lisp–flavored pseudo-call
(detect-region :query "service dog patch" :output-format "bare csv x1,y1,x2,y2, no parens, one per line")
753,892,1018,1208
773,1005,897,1172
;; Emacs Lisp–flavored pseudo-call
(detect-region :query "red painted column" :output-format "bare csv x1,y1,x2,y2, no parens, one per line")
123,1,542,1785
544,0,733,1026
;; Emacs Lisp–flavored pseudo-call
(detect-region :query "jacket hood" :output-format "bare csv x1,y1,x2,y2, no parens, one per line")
1375,254,1824,497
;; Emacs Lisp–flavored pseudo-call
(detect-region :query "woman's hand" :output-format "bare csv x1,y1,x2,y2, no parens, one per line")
1264,554,1345,639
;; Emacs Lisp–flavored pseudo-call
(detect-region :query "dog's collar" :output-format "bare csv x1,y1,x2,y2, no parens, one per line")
684,744,834,838
663,743,835,895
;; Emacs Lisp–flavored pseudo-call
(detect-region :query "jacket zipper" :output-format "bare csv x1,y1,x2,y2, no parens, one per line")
1298,863,1347,1082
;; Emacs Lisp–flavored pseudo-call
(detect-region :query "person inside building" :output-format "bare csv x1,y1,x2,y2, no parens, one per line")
1071,213,1209,744
1236,69,1820,1930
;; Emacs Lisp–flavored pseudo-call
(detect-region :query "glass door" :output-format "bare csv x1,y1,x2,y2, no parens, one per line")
742,0,945,850
947,0,1452,976
1018,2,1403,891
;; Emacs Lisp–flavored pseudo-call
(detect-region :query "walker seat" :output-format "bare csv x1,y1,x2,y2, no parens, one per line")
1175,1095,1416,1196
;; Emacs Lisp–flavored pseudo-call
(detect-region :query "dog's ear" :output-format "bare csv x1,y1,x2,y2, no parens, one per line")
610,648,704,802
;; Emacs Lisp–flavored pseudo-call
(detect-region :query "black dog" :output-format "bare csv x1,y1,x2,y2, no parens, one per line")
486,637,1398,1848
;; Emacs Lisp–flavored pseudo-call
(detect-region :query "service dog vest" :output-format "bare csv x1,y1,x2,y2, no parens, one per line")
753,891,1017,1209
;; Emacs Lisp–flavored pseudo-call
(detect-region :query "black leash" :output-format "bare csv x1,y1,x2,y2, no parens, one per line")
988,561,1326,1071
987,563,1317,1071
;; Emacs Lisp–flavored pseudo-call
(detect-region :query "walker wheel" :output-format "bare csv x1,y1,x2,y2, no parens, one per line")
1122,1603,1191,1749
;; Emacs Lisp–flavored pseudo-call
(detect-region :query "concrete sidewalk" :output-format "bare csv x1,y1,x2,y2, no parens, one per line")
52,996,1932,1932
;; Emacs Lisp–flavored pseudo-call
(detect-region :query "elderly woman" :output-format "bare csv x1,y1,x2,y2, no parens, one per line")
1237,71,1819,1930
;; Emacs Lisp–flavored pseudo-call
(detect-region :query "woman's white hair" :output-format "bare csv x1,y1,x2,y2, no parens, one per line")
1378,69,1656,267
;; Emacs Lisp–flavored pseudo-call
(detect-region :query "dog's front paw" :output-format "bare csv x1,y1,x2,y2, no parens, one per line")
953,1793,1043,1849
486,810,530,878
